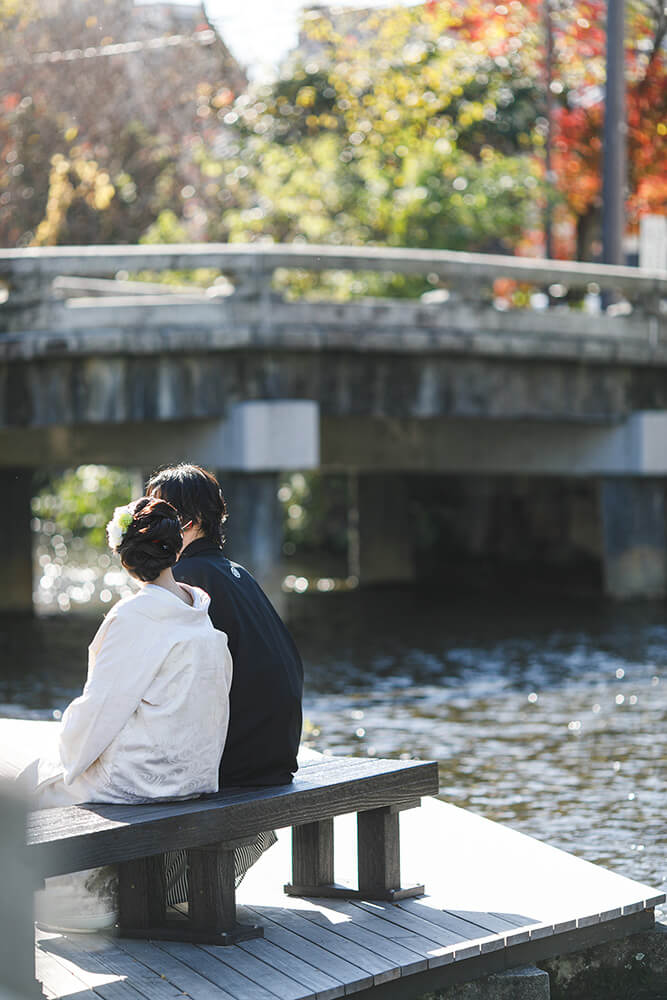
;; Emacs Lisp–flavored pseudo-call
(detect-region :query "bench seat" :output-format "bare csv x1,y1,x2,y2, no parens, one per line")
27,755,439,945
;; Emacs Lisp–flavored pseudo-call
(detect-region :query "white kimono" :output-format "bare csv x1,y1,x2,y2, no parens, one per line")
13,582,233,808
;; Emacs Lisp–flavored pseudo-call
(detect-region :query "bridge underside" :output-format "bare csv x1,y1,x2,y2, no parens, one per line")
1,410,666,614
1,410,666,475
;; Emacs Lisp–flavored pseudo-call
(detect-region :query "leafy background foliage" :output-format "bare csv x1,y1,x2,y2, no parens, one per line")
0,0,664,263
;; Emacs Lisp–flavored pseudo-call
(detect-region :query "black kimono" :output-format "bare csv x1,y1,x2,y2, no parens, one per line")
173,538,303,787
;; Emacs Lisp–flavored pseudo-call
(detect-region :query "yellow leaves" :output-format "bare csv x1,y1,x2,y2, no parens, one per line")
32,152,116,246
202,161,223,178
77,160,99,184
464,102,486,124
93,175,114,211
64,126,78,143
296,86,317,108
51,153,69,175
0,0,37,23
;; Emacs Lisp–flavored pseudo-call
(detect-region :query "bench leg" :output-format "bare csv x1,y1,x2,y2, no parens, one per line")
117,844,263,946
284,819,334,897
187,841,261,944
118,855,166,930
357,805,424,900
285,803,425,902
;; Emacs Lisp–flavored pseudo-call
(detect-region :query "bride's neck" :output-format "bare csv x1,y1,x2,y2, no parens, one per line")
148,568,192,604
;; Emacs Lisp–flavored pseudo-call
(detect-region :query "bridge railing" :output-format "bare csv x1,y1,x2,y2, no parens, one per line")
1,243,665,334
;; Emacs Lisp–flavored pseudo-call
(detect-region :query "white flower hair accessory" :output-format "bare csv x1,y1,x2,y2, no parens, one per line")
106,504,134,551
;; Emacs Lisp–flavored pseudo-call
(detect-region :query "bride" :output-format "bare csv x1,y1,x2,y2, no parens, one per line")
0,496,233,926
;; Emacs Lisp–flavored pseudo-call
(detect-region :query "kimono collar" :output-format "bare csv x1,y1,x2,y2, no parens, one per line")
131,582,212,622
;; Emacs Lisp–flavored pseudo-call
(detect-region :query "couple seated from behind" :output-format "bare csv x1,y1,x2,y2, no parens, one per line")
0,464,303,929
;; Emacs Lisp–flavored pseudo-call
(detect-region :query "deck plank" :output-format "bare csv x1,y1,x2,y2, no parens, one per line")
294,900,428,974
199,942,318,1000
37,930,184,1000
396,898,515,941
443,909,534,934
286,895,452,966
35,947,100,1000
111,936,238,1000
153,940,282,1000
237,936,344,1000
490,910,536,927
237,907,373,993
243,905,397,986
349,899,468,951
37,931,149,1000
36,935,150,1000
73,935,188,1000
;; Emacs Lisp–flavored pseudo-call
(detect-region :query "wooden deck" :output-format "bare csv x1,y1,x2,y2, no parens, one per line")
35,794,664,1000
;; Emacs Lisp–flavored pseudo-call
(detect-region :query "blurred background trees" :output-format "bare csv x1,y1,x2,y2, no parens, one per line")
0,0,664,259
0,0,245,247
211,0,665,261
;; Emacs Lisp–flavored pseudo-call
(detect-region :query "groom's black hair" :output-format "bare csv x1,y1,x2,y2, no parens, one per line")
146,464,227,548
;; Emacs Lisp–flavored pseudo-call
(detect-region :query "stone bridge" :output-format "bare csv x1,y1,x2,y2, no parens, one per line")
1,243,666,611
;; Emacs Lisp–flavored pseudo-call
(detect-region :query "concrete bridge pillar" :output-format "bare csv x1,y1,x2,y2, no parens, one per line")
219,472,285,613
600,478,667,599
0,468,34,615
356,473,415,586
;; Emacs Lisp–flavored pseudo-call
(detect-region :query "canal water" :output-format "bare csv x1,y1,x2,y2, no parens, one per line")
1,552,665,913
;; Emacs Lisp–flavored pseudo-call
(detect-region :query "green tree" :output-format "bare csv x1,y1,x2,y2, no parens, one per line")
198,1,663,268
33,466,135,549
199,3,544,272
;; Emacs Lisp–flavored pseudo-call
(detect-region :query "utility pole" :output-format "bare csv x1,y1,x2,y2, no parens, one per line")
544,0,555,259
602,0,627,266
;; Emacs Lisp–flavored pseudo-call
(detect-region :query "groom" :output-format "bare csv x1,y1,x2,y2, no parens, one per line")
147,464,303,789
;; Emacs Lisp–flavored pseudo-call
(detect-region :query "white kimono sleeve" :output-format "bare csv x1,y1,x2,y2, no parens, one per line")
58,607,167,785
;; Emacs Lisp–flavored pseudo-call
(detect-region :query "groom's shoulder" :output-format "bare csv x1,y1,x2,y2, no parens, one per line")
174,546,228,585
176,550,249,584
175,551,265,608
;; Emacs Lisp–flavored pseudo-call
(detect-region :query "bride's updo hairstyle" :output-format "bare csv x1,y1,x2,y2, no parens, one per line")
118,497,183,582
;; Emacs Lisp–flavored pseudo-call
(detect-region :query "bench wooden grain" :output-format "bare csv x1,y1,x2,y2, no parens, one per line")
27,756,439,946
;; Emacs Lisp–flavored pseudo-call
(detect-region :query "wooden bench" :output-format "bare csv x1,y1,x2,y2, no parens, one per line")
26,755,439,946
